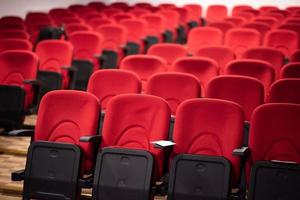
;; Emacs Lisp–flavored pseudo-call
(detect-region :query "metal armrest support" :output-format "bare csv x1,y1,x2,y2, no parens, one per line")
80,135,102,144
233,146,250,157
8,129,34,137
11,169,25,181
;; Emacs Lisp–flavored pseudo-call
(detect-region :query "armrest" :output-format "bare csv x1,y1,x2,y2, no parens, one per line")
78,175,93,188
11,169,25,181
271,160,298,165
80,135,102,144
233,146,250,157
61,66,77,72
151,140,175,150
93,54,102,59
8,129,34,137
23,79,41,85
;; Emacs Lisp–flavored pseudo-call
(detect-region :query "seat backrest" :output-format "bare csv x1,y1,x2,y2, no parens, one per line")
224,17,246,27
277,23,300,47
129,8,151,17
87,69,141,110
101,94,170,177
173,98,244,183
259,6,279,14
263,30,298,58
269,79,300,104
291,50,300,62
141,13,165,38
206,75,264,121
111,13,134,23
65,23,91,35
119,19,147,44
146,72,201,115
187,27,223,55
253,16,279,28
100,8,124,18
35,40,73,73
147,43,188,67
195,45,236,74
156,10,180,31
224,28,261,58
184,4,202,22
0,39,32,52
280,62,300,78
208,21,235,34
242,47,285,79
88,18,114,30
120,55,167,91
232,5,253,16
242,22,271,40
206,5,228,23
0,29,29,40
172,57,219,91
0,16,24,25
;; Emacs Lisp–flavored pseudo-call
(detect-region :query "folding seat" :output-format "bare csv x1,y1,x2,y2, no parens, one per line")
0,16,24,26
0,29,29,40
111,13,134,23
269,79,300,104
87,70,141,110
262,13,285,22
187,27,223,55
80,13,107,23
68,4,86,12
129,8,151,17
25,12,53,25
146,72,201,115
65,23,91,35
0,22,25,30
278,23,300,47
206,5,228,23
195,46,236,74
241,9,261,17
156,9,180,43
96,24,128,68
224,28,261,58
235,12,256,22
172,57,219,92
49,8,74,18
101,8,124,18
208,21,235,34
224,17,246,27
0,39,32,52
88,18,114,30
286,6,300,14
247,103,300,200
253,16,279,28
263,30,298,58
270,10,291,18
120,55,167,91
280,62,300,78
134,2,153,9
0,50,39,130
232,5,254,16
242,47,285,79
110,2,130,11
291,49,300,62
242,22,271,41
225,59,275,96
147,44,188,69
168,98,244,200
285,18,300,24
35,40,74,96
158,3,177,10
11,90,101,200
184,4,202,27
259,6,279,14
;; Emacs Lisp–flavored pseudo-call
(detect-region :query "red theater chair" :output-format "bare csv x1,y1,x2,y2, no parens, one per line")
184,4,202,27
208,21,235,34
88,18,114,30
65,23,91,35
0,16,24,26
0,39,32,52
156,9,180,43
242,22,271,41
253,16,279,28
280,62,300,78
88,1,107,11
269,79,300,104
129,8,151,17
291,50,300,62
0,29,29,40
111,13,134,23
259,6,279,14
278,23,300,47
224,17,246,27
101,8,124,18
232,5,253,15
206,5,228,23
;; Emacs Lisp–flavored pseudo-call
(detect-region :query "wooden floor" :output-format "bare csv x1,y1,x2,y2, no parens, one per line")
0,115,166,200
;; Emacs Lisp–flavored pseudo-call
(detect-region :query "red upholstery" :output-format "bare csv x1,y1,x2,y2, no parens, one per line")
0,16,24,26
224,17,246,27
280,63,300,78
184,4,202,23
269,79,300,104
286,6,300,14
206,75,264,121
208,21,235,34
49,8,74,19
278,23,300,48
141,14,166,41
147,44,188,68
65,23,91,35
34,90,100,173
224,28,260,58
101,94,170,178
270,10,291,18
87,18,114,31
172,57,219,92
156,10,180,39
247,103,300,181
232,5,253,16
80,13,107,23
158,3,176,10
242,47,285,79
242,22,271,40
173,98,244,184
291,50,300,62
206,5,228,23
68,4,87,12
0,22,25,30
235,12,256,22
25,12,53,25
174,7,190,27
120,55,167,91
259,6,279,14
187,27,223,55
195,46,236,74
225,59,275,97
35,40,73,88
146,72,201,115
87,69,141,110
0,39,32,52
111,13,134,23
264,30,298,58
262,13,285,22
0,50,38,108
101,8,124,18
0,29,29,40
55,17,82,25
129,8,151,17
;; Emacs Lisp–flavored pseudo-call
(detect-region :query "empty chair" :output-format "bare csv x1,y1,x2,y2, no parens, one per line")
269,79,300,104
111,13,134,23
270,10,291,18
120,55,167,91
0,22,25,30
187,27,223,55
242,22,271,40
225,28,261,58
80,13,106,23
206,75,264,121
286,6,300,14
280,62,300,78
147,44,188,69
0,50,38,132
156,9,180,43
232,5,253,16
101,8,124,18
262,12,285,22
225,59,275,97
0,39,32,52
247,103,300,200
65,23,91,35
195,46,235,74
224,17,246,27
253,16,279,28
242,47,285,79
0,16,24,25
172,57,219,92
146,72,201,115
264,30,298,58
208,21,235,34
259,6,279,14
88,18,114,31
168,98,244,200
291,50,300,62
184,4,202,26
88,1,106,11
159,3,177,10
87,70,141,110
235,11,256,22
278,23,300,47
129,8,151,17
206,5,228,23
0,29,29,40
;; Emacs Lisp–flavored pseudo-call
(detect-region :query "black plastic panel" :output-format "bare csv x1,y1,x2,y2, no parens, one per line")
72,60,94,91
188,21,199,29
144,36,159,53
176,25,186,44
163,30,173,43
37,70,62,98
125,42,140,56
100,50,118,69
168,154,231,200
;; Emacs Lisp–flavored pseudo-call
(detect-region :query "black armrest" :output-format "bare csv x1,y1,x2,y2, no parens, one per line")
80,135,102,144
271,160,298,165
151,140,175,150
78,175,93,188
61,66,77,72
23,79,41,113
11,169,25,181
233,146,250,157
23,79,41,85
8,129,34,137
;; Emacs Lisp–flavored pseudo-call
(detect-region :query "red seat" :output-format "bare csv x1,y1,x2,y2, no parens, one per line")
259,6,279,14
235,11,256,22
0,16,24,26
242,47,285,79
80,13,106,23
278,23,300,48
68,4,87,12
111,13,134,23
242,22,271,40
184,4,202,24
187,27,223,55
269,79,300,104
172,57,219,92
88,18,114,30
147,43,188,69
264,30,298,58
0,29,29,40
195,45,236,74
120,55,167,91
65,23,91,35
280,62,300,78
224,28,261,58
0,39,32,52
87,70,141,110
101,94,170,178
270,10,291,18
0,22,25,30
156,9,180,41
141,14,166,42
25,12,53,26
262,13,285,22
232,5,253,16
146,72,201,115
206,75,264,121
101,8,124,18
206,5,228,23
88,2,106,11
110,2,130,11
224,17,246,27
158,3,177,10
55,17,82,26
129,8,151,17
253,16,279,28
286,6,300,14
208,21,235,34
291,50,300,62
